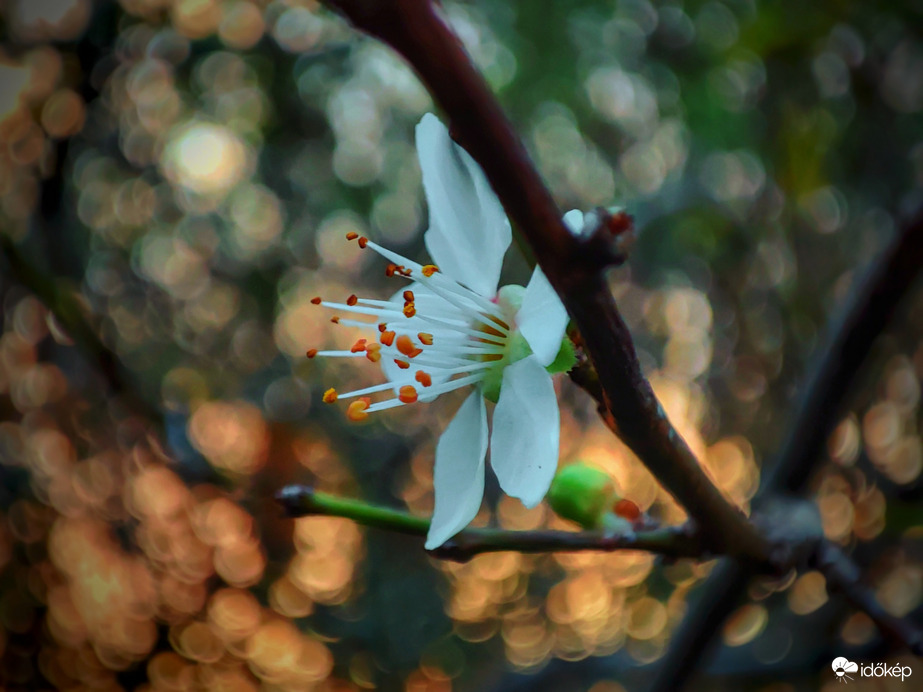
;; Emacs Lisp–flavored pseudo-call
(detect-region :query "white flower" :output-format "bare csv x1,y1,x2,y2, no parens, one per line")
310,114,572,548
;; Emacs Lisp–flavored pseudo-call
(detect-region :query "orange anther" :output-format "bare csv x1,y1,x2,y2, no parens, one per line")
386,263,397,277
350,339,367,353
380,330,396,347
403,290,415,302
422,264,438,277
396,334,416,357
366,344,381,362
322,388,338,403
415,371,432,387
346,294,358,306
418,333,433,346
614,498,641,521
346,232,359,241
403,303,416,318
347,398,370,422
330,316,340,324
399,385,418,404
311,296,322,305
378,323,387,332
358,237,368,248
394,359,410,370
306,348,318,358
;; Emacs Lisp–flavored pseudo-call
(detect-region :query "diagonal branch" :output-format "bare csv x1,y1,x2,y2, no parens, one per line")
276,485,705,562
319,0,770,562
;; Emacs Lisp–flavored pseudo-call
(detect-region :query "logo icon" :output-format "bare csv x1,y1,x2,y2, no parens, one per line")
832,657,859,683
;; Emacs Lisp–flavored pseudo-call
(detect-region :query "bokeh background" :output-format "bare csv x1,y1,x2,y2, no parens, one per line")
1,0,922,690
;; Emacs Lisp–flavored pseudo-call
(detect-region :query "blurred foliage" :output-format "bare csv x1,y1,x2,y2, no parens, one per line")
0,0,922,691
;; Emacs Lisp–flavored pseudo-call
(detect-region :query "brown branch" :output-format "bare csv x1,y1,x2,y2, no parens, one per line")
277,485,705,563
319,0,770,563
651,208,923,691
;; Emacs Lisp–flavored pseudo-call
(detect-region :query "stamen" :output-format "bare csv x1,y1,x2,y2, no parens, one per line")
337,381,397,400
396,335,417,357
380,331,395,346
330,316,340,324
378,323,387,332
394,359,410,369
346,232,358,241
331,299,480,336
386,264,397,277
486,314,511,331
403,303,416,318
362,373,487,415
422,265,438,277
347,399,370,422
412,372,486,399
418,333,433,346
311,296,322,305
314,350,365,358
306,349,318,358
358,237,368,248
399,385,418,404
364,398,408,414
364,239,501,317
403,290,415,302
347,295,358,306
322,388,338,403
415,371,432,387
363,240,423,275
366,343,381,362
350,339,367,353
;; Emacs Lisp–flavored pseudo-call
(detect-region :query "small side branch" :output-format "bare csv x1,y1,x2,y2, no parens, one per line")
814,541,923,656
276,485,705,563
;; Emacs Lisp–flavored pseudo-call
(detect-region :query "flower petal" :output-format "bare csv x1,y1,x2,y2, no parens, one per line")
489,356,560,508
516,267,568,366
563,208,586,235
417,114,511,297
425,391,488,549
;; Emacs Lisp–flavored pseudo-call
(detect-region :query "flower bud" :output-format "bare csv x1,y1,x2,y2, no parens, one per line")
547,463,618,529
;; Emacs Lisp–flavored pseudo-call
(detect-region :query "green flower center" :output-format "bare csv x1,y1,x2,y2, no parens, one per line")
477,285,575,403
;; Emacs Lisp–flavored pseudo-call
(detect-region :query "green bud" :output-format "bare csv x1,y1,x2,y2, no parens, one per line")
547,463,618,529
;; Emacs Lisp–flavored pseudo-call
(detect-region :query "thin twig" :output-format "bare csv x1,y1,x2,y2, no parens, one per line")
276,485,704,563
814,541,923,656
318,0,770,562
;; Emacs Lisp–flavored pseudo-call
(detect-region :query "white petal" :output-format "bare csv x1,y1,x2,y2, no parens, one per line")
489,356,560,508
516,267,568,366
417,114,511,297
425,391,488,549
563,209,586,235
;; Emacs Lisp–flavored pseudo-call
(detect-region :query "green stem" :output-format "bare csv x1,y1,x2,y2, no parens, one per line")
276,486,704,562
